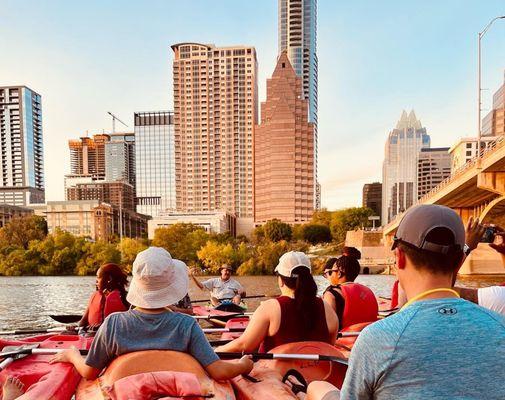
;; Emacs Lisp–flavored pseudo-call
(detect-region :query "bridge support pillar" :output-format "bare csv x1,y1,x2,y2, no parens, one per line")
477,172,505,195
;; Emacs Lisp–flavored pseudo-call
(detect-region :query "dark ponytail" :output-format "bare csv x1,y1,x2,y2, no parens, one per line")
280,266,319,334
99,263,129,308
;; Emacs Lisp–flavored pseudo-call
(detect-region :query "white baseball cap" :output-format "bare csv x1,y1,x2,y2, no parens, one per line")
127,247,189,309
274,251,311,277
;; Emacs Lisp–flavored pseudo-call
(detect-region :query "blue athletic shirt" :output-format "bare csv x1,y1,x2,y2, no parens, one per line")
340,298,505,400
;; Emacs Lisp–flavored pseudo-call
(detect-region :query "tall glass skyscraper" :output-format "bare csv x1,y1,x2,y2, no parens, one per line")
382,110,430,224
0,86,44,206
105,132,136,189
134,111,175,217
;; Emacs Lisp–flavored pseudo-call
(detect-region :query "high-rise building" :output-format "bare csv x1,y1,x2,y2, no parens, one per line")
382,110,430,224
254,52,315,224
171,43,258,233
105,132,135,189
279,0,318,209
482,71,504,137
362,182,382,224
134,111,176,218
66,180,135,211
448,136,498,172
417,148,451,199
68,134,110,179
0,86,45,206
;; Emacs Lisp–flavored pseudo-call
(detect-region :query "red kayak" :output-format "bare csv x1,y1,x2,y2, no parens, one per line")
192,305,247,327
220,317,249,340
0,334,93,400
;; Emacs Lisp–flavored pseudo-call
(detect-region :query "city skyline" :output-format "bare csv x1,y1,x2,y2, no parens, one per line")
1,0,504,210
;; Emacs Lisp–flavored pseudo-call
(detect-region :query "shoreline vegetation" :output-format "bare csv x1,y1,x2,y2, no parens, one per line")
0,208,374,277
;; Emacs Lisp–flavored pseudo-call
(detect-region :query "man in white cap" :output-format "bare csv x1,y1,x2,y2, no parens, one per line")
307,204,505,400
50,247,253,381
191,264,246,306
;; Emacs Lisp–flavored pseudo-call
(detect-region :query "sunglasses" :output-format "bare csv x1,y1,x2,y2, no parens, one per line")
323,269,340,277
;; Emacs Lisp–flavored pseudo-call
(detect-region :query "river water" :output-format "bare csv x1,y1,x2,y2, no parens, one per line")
0,274,503,331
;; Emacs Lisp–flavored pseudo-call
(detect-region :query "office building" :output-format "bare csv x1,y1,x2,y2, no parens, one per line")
254,52,315,224
0,86,45,206
0,204,34,227
362,182,382,224
482,71,504,137
448,136,498,172
68,134,110,179
105,132,135,189
417,148,451,199
134,111,176,217
172,43,258,234
66,180,135,211
382,110,430,224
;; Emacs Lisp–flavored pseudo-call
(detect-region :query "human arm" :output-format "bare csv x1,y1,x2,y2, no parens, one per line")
465,217,486,256
49,347,101,380
323,299,339,344
189,268,205,290
78,307,90,328
205,356,254,381
214,300,272,353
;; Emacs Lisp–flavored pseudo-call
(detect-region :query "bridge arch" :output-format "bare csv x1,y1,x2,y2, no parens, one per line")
479,195,505,226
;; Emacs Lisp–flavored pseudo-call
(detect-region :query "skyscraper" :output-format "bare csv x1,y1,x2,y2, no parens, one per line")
172,43,258,233
382,110,430,224
482,71,504,137
0,86,44,206
279,0,318,209
68,134,110,179
417,148,451,199
134,111,175,218
362,182,382,223
254,52,315,224
105,132,136,189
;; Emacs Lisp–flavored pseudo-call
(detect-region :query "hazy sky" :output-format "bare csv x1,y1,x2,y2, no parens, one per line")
1,0,504,209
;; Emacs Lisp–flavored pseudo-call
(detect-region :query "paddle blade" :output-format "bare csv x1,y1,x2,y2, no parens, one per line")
49,314,82,324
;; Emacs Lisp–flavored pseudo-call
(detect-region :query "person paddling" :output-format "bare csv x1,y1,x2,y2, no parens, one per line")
215,251,338,353
307,204,505,400
322,255,378,329
49,247,253,381
190,264,246,306
78,263,129,330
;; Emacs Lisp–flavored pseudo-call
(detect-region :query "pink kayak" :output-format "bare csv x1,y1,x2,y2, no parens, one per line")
220,317,249,340
0,334,93,400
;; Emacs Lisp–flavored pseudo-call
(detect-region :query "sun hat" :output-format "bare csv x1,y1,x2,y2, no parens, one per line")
275,251,311,277
126,247,189,309
393,204,465,254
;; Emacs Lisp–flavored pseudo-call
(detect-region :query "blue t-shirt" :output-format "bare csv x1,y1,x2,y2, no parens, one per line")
341,298,505,400
85,309,219,370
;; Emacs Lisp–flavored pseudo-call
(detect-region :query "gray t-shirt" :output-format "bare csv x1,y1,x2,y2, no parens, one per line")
340,298,505,400
85,309,219,371
202,277,244,300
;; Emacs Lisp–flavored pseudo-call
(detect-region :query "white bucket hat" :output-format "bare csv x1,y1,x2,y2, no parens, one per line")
275,251,311,278
127,247,189,309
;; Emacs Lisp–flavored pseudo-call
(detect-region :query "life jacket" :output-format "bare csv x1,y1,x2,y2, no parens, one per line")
88,289,127,326
260,296,330,352
391,280,399,309
327,283,378,329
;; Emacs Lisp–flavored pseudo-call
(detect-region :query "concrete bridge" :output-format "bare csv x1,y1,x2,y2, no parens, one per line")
383,135,505,274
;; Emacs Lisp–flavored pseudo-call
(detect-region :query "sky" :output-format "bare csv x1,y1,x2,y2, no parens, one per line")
1,0,504,210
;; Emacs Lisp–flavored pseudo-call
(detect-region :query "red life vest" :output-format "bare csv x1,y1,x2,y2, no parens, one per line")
391,280,399,309
88,290,127,326
337,283,378,329
260,296,330,352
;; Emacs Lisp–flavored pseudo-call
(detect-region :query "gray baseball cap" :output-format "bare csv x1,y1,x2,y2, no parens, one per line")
393,205,465,254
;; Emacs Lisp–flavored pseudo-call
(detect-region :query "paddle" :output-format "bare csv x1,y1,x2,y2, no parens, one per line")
216,351,349,366
0,344,39,371
202,327,247,334
0,327,70,336
0,346,87,359
49,314,82,324
191,295,268,304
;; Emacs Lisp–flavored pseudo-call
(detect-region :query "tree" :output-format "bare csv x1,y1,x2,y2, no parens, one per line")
75,241,121,276
0,215,47,250
311,209,333,227
301,224,332,245
118,238,148,273
263,219,292,242
330,207,374,244
197,241,252,273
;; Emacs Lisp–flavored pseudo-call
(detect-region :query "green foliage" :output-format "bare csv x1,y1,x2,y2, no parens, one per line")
311,209,333,227
75,241,121,276
330,207,374,244
0,215,48,250
119,238,148,273
263,219,293,242
300,224,332,245
152,223,210,265
0,249,39,276
197,241,252,273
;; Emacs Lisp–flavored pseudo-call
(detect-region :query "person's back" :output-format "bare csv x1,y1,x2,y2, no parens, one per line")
341,297,505,399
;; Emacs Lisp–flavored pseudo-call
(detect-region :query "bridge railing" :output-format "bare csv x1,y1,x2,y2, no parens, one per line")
386,136,505,230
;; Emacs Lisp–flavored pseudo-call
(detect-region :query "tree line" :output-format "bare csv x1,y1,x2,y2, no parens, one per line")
0,207,373,276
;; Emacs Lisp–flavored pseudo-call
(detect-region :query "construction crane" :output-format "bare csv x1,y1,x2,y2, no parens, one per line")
107,111,128,134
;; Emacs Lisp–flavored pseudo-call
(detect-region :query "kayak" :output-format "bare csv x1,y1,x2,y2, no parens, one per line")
232,341,347,400
193,304,248,327
334,322,373,357
0,334,92,400
214,301,248,313
220,317,249,340
75,350,236,399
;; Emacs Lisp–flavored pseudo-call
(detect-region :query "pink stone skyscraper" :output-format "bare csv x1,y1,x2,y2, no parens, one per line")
254,52,315,224
172,43,258,232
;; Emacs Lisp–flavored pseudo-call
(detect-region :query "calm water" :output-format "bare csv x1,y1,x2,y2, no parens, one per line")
0,274,503,331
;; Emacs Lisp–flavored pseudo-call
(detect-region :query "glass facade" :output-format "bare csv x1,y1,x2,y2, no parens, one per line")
134,112,175,217
105,133,135,188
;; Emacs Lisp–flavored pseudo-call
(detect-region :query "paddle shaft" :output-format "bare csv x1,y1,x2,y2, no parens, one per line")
0,348,88,358
191,295,267,304
202,327,246,334
0,327,67,336
216,352,348,366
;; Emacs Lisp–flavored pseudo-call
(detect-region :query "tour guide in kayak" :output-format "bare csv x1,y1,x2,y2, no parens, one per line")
215,251,338,353
78,263,129,329
322,255,378,329
190,264,246,307
307,204,505,400
49,247,253,381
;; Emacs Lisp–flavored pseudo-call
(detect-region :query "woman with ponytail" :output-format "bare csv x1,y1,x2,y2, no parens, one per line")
215,251,338,353
79,263,129,329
